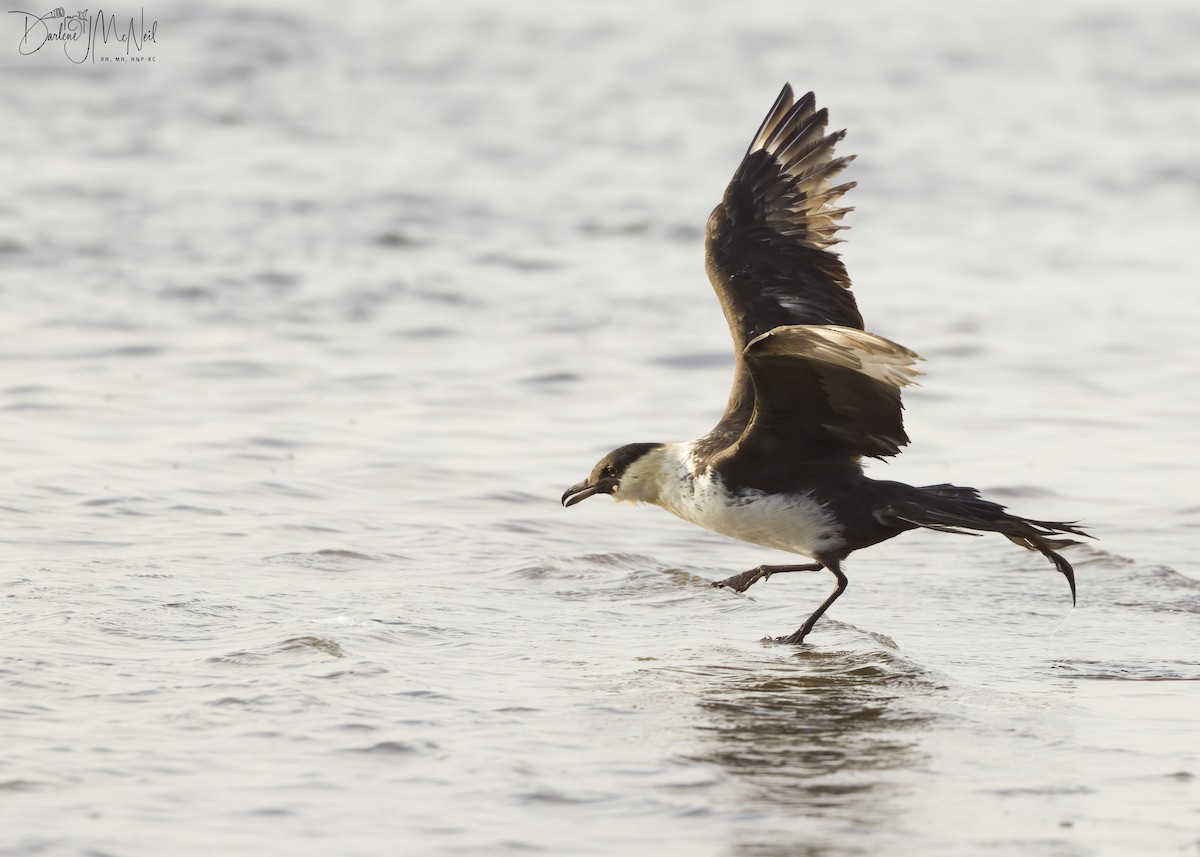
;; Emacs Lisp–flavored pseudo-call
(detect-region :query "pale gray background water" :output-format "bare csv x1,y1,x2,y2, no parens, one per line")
2,1,1198,855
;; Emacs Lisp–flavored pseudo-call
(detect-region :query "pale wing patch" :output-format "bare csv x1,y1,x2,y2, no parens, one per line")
763,287,809,315
746,325,922,390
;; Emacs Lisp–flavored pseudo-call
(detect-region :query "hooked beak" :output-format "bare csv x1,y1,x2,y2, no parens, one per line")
561,478,613,508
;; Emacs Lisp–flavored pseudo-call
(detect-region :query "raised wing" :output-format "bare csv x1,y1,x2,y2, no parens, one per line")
705,84,863,351
697,85,865,464
727,325,921,469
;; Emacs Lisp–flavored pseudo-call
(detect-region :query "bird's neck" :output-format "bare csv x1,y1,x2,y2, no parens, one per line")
615,442,694,507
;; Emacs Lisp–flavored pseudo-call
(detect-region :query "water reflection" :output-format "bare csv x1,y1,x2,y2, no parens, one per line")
677,643,936,855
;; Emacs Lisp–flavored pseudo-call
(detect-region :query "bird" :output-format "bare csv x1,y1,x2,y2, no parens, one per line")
561,84,1088,645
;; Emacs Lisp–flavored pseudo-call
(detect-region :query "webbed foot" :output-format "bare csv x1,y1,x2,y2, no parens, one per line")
712,567,769,593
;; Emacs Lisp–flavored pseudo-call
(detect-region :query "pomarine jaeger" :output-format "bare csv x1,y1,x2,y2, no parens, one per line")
562,84,1088,645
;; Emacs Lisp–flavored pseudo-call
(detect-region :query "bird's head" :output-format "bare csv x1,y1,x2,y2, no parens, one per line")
561,442,667,508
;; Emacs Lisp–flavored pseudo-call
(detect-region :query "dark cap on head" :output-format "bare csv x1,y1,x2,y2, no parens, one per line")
561,442,664,507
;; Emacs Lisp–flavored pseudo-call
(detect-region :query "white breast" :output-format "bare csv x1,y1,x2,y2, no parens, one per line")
663,471,843,558
617,442,844,558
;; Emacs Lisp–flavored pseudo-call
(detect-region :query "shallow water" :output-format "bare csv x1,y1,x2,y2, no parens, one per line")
2,1,1199,855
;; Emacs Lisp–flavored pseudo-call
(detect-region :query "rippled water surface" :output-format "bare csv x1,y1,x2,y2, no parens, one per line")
2,1,1199,855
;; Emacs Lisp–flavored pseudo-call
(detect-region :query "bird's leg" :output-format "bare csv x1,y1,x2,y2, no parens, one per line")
776,560,848,645
712,562,824,594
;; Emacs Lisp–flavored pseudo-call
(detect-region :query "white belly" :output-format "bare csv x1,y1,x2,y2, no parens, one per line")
661,473,844,558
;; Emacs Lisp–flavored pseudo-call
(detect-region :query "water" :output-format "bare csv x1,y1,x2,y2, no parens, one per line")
2,1,1199,854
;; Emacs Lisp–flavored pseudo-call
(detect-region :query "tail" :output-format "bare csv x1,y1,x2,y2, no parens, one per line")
884,483,1089,605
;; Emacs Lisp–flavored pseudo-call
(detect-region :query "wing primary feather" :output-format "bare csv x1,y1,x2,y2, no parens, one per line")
747,84,796,154
770,109,831,167
776,125,840,177
761,93,819,154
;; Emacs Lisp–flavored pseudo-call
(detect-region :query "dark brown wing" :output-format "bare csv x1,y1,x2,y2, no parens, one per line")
726,326,921,472
696,85,863,464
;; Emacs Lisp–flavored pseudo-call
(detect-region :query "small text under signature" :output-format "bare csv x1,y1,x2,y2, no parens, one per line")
10,7,158,64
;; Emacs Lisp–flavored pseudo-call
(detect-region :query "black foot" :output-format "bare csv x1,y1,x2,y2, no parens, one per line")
773,630,808,646
712,567,768,593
